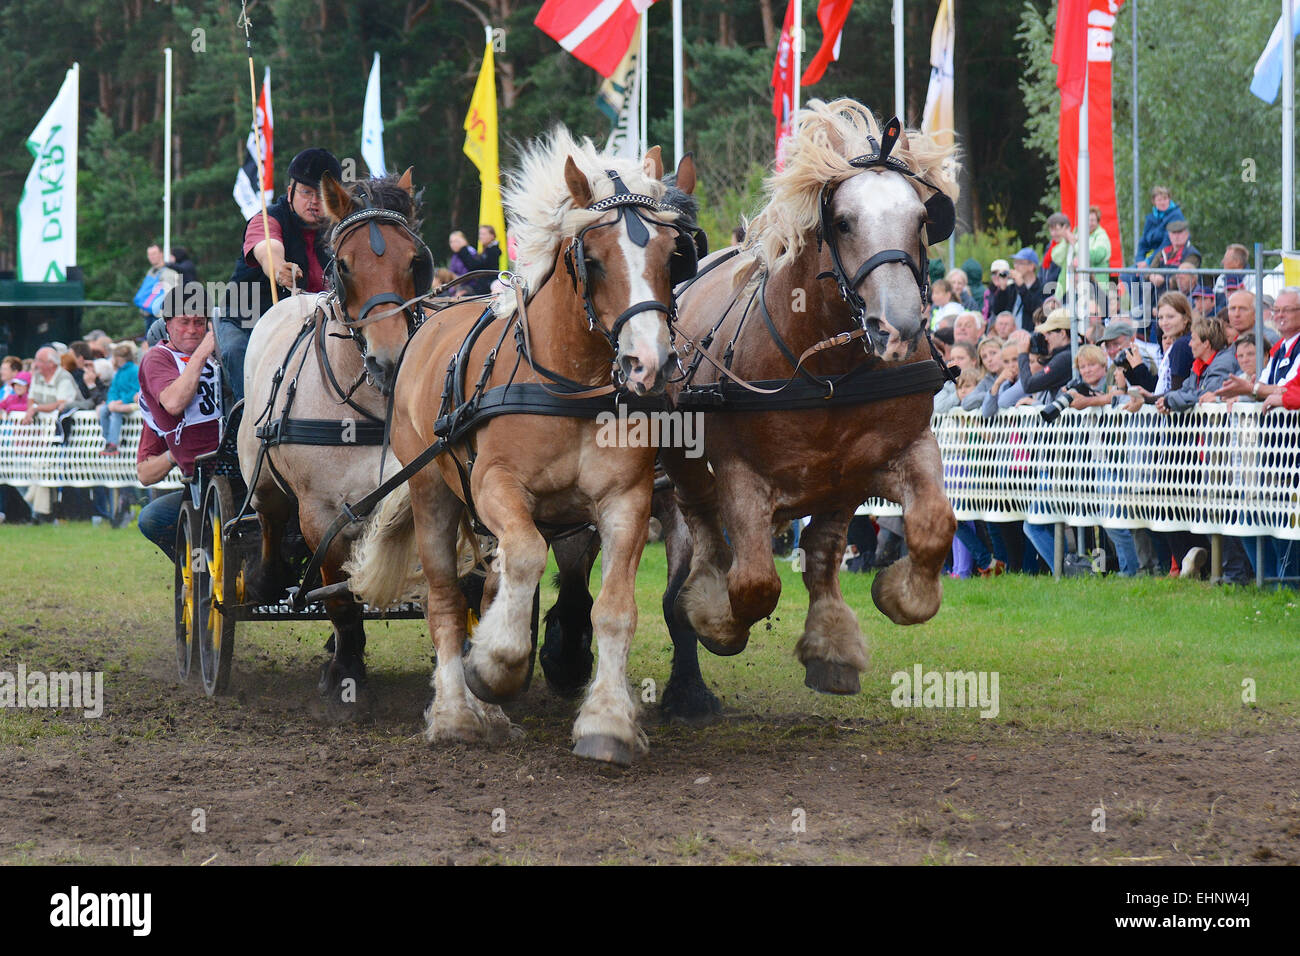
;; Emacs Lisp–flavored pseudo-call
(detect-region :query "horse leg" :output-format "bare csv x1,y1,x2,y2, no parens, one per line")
316,559,372,719
247,484,292,603
412,472,513,744
572,489,652,766
869,432,955,624
539,528,598,698
795,510,868,694
665,449,747,653
657,491,722,722
461,472,548,705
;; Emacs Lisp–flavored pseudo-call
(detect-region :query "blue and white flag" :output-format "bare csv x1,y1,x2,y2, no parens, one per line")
362,53,387,177
1251,0,1300,104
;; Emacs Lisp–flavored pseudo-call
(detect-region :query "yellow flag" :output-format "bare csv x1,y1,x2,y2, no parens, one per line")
921,0,955,148
463,36,507,271
1285,254,1300,288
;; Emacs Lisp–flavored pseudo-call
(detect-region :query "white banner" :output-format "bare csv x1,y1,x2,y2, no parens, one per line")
362,53,387,177
18,65,78,282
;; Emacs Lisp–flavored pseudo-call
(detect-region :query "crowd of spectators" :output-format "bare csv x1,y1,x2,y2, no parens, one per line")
916,184,1299,587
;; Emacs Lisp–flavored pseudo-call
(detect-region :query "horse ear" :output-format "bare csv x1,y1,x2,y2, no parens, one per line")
320,172,353,223
897,127,911,153
397,166,415,197
675,152,696,195
642,145,664,182
564,156,593,208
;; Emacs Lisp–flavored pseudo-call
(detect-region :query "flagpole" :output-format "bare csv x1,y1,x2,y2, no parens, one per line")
948,0,957,275
893,0,904,120
163,47,172,264
1075,60,1090,366
639,10,648,157
1131,0,1140,264
239,1,278,307
1285,0,1294,253
672,0,684,165
69,63,79,269
793,0,802,114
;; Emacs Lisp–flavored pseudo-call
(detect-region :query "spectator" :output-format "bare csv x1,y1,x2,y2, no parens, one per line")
953,311,982,344
992,310,1017,341
21,346,79,523
0,370,29,413
98,342,140,456
1137,185,1185,264
930,279,962,327
946,269,977,311
1130,292,1196,406
1098,318,1159,393
468,224,503,295
1042,212,1072,294
1158,315,1239,412
132,243,178,337
1016,309,1074,396
447,230,481,286
1217,287,1300,402
984,259,1013,321
1223,290,1258,344
0,355,22,402
136,286,223,560
168,245,199,289
83,330,112,359
1086,206,1112,295
963,337,1004,412
1213,244,1250,313
962,258,986,307
1001,248,1046,332
1146,220,1200,291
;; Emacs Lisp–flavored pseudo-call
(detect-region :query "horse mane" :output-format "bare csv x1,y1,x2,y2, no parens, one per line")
660,176,699,233
341,174,423,230
747,98,959,273
499,126,673,315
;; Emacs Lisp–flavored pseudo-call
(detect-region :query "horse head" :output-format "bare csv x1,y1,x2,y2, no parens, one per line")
560,146,688,396
320,167,432,392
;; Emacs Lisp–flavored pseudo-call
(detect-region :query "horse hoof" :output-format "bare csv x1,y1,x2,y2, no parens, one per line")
660,680,723,724
803,659,861,695
463,654,526,706
573,734,635,767
694,629,749,657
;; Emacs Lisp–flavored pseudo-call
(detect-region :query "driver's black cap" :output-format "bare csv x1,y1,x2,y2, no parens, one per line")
287,148,343,188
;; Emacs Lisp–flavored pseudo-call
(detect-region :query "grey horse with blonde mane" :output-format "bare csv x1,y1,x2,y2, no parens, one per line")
656,98,960,716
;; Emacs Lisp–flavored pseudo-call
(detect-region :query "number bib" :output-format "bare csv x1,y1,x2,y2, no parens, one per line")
138,346,223,443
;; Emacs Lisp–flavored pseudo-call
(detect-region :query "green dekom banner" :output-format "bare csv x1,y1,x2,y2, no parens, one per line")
18,64,78,283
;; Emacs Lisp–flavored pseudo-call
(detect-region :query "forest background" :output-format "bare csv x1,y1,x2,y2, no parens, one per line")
0,0,1287,336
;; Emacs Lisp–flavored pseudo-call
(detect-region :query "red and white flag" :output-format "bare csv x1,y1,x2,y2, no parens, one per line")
535,0,657,79
233,68,274,220
801,0,854,86
772,0,796,168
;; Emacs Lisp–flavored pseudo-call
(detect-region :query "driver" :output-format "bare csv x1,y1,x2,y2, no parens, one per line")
135,285,222,560
218,147,342,403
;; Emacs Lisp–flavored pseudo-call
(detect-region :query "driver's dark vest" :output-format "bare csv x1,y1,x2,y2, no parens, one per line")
223,196,332,325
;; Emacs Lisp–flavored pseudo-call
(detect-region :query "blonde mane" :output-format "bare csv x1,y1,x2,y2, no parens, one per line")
498,126,671,315
747,98,960,273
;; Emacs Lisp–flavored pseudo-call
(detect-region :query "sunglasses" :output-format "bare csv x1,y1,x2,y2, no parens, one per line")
995,271,1010,278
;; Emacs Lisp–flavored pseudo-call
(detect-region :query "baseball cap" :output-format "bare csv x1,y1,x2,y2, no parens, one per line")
1012,247,1040,267
990,258,1011,274
1097,319,1136,343
11,371,30,387
1037,309,1072,334
1167,219,1189,233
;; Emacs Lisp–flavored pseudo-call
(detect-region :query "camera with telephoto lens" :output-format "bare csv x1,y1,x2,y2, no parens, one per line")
1028,332,1051,357
1040,379,1093,423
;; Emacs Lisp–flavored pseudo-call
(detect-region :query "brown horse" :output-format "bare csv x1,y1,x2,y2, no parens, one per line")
237,169,430,708
660,99,959,707
346,129,692,764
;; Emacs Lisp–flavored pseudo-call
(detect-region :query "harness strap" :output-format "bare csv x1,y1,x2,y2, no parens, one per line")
676,359,946,412
257,417,386,446
314,300,385,423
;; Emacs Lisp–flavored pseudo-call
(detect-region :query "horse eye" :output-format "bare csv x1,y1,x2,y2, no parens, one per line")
337,259,350,274
584,257,602,278
836,219,851,235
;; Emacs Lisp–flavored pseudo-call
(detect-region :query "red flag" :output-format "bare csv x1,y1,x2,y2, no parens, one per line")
772,0,796,167
535,0,656,79
1052,0,1088,112
1059,0,1126,270
801,0,854,86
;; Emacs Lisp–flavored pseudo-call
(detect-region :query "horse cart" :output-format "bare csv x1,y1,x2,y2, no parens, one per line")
171,400,428,697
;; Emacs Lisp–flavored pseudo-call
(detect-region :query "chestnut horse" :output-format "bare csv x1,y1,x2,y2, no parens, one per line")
237,169,431,709
345,130,692,765
658,99,959,712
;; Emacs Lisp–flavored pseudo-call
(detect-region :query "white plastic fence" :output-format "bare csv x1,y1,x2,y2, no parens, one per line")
3,406,1298,539
0,411,182,491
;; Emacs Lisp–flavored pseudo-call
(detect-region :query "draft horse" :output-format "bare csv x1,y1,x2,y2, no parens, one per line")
659,98,959,714
346,129,695,764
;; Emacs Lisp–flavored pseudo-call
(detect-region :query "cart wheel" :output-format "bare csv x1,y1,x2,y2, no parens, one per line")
198,477,239,696
174,500,200,682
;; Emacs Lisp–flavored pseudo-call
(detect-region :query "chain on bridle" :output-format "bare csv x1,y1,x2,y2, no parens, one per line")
327,205,436,355
817,115,956,332
561,171,699,386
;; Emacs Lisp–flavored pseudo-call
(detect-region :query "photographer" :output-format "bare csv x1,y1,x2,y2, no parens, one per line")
1016,310,1074,398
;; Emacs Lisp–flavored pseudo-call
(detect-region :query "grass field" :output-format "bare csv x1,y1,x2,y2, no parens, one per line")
2,521,1296,740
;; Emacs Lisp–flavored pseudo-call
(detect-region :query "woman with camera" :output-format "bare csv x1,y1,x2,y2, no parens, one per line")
1016,310,1075,398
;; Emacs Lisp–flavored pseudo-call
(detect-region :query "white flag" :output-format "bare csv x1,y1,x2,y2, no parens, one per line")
18,65,78,282
1251,0,1300,104
362,53,387,177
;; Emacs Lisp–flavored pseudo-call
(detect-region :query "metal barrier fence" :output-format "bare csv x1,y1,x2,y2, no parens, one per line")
3,406,1298,540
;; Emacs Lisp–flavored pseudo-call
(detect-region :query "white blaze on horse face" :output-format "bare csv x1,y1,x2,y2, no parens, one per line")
838,172,928,360
614,226,672,395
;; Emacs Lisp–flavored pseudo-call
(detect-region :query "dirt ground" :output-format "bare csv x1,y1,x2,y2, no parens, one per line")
2,635,1296,866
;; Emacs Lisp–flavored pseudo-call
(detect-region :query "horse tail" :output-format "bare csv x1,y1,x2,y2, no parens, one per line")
344,482,424,607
